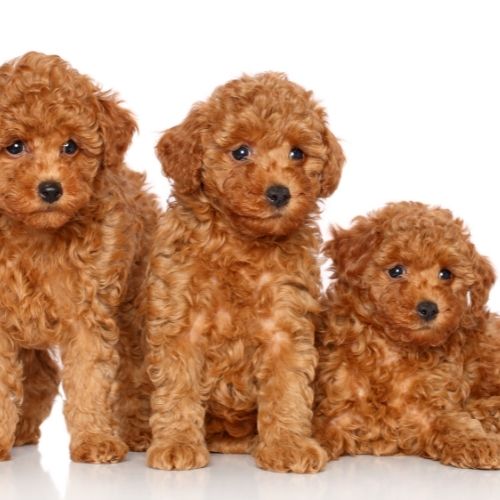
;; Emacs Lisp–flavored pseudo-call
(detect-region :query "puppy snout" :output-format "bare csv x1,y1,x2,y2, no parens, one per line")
416,301,439,321
38,181,63,204
266,185,290,208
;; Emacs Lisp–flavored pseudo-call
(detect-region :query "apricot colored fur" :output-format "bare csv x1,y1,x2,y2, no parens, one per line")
147,73,345,472
0,52,158,463
314,202,500,469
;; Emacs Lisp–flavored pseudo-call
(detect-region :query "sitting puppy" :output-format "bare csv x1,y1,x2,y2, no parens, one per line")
0,52,158,462
147,73,345,472
314,202,500,469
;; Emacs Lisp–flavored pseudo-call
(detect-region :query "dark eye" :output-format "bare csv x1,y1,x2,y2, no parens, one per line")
231,145,250,161
62,139,78,156
289,147,305,161
439,268,453,280
388,265,406,278
6,140,25,156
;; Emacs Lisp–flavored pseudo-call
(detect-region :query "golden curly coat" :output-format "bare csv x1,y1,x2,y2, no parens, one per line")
0,52,158,463
146,72,345,472
314,202,500,469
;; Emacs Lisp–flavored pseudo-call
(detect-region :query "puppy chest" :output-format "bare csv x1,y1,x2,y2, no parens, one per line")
199,268,313,331
357,363,467,414
188,269,314,409
0,253,83,347
203,270,277,309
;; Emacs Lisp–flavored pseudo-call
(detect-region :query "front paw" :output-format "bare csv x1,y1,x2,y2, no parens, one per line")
70,434,128,464
253,436,327,473
0,446,11,461
147,441,209,470
439,437,500,470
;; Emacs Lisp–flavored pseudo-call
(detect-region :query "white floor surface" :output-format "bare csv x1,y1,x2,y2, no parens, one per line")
1,397,499,500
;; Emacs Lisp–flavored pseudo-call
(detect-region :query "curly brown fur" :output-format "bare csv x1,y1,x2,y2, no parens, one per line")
314,201,500,469
0,52,158,463
147,72,344,472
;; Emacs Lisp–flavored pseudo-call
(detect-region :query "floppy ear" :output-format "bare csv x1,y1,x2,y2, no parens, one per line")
97,92,137,169
469,250,496,318
156,104,207,195
319,129,345,198
324,216,382,285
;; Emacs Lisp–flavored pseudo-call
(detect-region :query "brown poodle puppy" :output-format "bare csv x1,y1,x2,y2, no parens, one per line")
314,201,500,469
0,52,158,463
147,73,345,472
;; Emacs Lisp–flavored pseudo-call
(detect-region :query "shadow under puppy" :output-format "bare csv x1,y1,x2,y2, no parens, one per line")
147,72,345,472
0,52,158,462
314,201,500,469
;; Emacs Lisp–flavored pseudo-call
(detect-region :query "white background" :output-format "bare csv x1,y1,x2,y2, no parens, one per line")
1,1,500,499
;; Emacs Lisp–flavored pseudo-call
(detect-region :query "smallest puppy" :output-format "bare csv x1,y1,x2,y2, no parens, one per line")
314,202,500,469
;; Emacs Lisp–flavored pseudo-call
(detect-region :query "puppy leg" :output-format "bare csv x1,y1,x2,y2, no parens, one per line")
253,324,327,473
61,315,128,464
115,307,152,452
147,337,209,470
313,355,375,461
15,349,60,446
427,411,500,469
146,262,209,470
0,338,22,460
115,359,152,452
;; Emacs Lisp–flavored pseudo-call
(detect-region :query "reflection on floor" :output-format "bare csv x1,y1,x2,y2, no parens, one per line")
1,397,499,500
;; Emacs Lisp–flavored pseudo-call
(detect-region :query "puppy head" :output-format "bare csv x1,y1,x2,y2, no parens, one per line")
326,202,495,346
0,51,136,230
157,72,344,237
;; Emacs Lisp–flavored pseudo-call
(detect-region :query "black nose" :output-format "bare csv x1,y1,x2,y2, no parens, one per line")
265,185,291,208
38,181,63,204
416,301,439,321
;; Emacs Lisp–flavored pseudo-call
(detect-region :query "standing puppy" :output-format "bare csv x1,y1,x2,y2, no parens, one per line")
147,73,344,472
0,52,158,462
